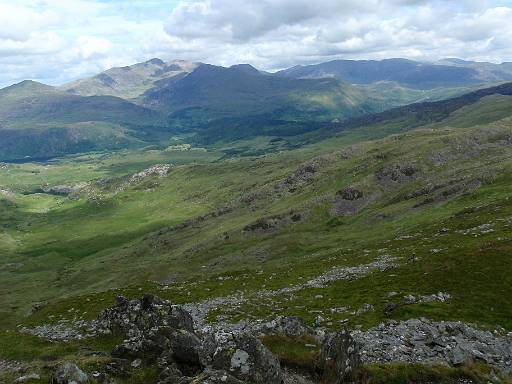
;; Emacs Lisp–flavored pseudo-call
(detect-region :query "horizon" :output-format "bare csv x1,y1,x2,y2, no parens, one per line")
1,0,512,88
3,55,512,90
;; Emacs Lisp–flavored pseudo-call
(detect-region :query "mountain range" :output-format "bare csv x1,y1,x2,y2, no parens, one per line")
0,57,511,161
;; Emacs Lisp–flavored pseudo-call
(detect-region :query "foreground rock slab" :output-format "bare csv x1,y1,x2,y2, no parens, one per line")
353,318,512,373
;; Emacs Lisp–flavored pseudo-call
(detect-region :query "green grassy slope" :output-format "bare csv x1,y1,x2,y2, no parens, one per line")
0,81,172,160
144,64,385,123
1,92,512,382
1,108,512,332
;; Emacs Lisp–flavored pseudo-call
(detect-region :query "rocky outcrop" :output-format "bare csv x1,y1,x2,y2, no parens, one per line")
14,373,41,383
376,164,418,188
92,295,288,384
331,187,375,217
243,210,304,233
200,332,282,384
336,187,363,201
353,318,512,373
41,183,87,196
320,330,361,384
129,164,172,184
19,293,512,382
51,363,88,384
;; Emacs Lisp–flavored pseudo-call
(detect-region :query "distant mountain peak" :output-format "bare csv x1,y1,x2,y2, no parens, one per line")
146,58,165,66
230,64,261,75
0,79,55,96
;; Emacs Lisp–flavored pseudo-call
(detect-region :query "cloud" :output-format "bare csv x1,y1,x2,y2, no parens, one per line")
0,0,511,88
160,0,512,69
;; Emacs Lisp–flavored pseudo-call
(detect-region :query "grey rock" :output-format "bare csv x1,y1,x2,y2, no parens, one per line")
200,332,282,384
353,318,512,373
319,329,361,384
52,363,88,384
189,369,244,383
262,316,315,338
14,373,40,383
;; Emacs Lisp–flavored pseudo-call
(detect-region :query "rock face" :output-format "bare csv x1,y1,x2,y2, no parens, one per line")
353,318,512,373
200,332,282,384
52,363,88,384
319,330,361,384
332,187,375,217
94,295,286,384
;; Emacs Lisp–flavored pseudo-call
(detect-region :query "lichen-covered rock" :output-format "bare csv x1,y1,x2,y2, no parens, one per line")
319,329,361,384
200,332,282,384
189,369,245,384
52,363,89,384
129,164,172,184
353,318,512,373
155,327,202,366
96,294,194,336
263,316,316,339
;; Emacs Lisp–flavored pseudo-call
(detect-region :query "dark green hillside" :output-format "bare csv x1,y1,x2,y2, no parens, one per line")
1,79,512,382
294,81,512,145
144,63,385,125
0,82,162,125
0,81,170,160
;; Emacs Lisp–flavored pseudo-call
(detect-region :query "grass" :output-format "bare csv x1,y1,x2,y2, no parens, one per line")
1,109,512,381
261,335,321,373
354,362,512,384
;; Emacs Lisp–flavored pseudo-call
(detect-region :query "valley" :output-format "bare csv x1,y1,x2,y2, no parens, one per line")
1,58,512,383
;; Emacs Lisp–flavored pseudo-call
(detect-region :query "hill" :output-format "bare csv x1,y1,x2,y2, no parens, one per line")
1,82,512,382
276,58,510,89
0,81,168,161
144,63,384,121
190,82,512,148
437,58,512,81
60,58,199,99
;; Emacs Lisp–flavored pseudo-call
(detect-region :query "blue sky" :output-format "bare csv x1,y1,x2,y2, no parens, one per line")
0,0,511,88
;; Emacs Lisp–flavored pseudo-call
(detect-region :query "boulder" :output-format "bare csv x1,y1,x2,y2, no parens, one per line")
200,332,282,384
14,373,40,383
264,316,316,338
52,363,88,384
157,364,190,384
319,330,361,384
96,295,194,336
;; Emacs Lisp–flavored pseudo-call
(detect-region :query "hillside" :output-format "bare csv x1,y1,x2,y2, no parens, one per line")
143,63,386,124
276,58,510,88
60,58,199,99
437,58,512,81
1,78,512,381
189,82,512,149
0,81,168,161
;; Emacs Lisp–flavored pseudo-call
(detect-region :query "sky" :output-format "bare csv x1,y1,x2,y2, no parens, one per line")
0,0,511,88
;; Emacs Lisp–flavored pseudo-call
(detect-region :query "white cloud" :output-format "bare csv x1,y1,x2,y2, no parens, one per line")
0,0,511,88
158,0,512,70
